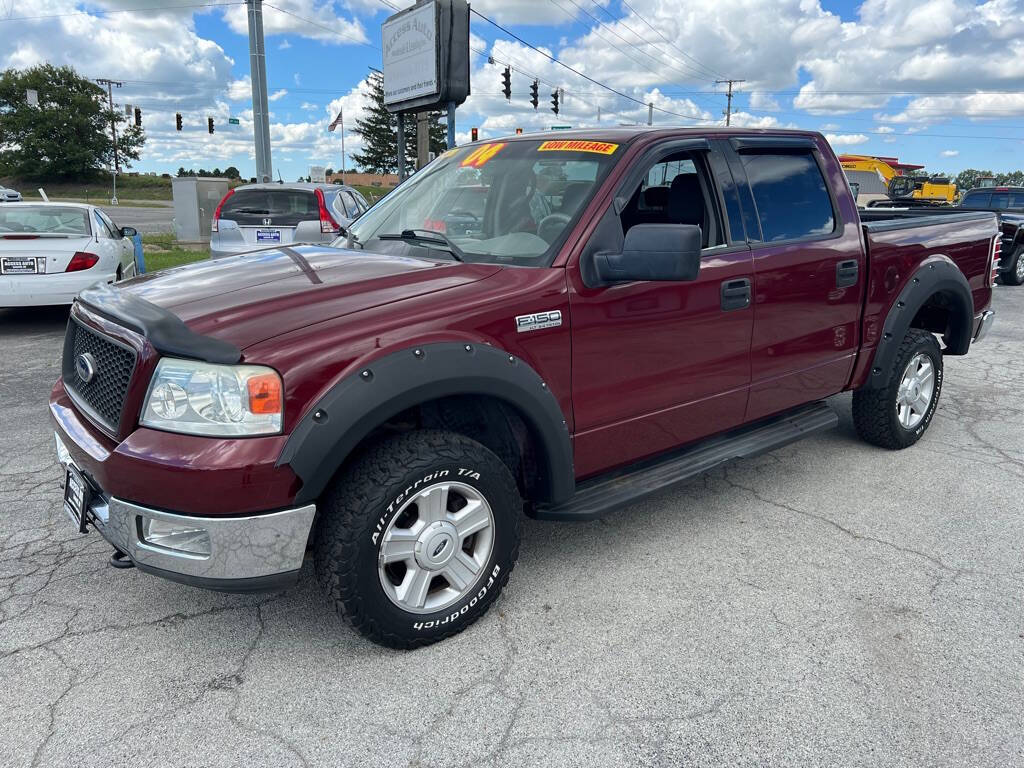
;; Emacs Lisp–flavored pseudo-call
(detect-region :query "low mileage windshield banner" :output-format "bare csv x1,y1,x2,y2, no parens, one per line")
537,140,619,155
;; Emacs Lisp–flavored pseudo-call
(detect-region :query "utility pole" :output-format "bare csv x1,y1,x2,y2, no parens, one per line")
247,0,273,182
95,78,122,204
716,79,746,127
647,102,653,126
416,112,430,170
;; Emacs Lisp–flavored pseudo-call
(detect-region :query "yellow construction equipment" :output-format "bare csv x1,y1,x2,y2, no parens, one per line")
839,154,957,206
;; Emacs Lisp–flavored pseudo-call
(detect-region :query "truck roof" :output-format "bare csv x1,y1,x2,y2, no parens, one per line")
490,126,824,143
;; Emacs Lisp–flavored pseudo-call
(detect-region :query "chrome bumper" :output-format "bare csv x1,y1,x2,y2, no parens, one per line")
86,494,315,591
974,309,996,343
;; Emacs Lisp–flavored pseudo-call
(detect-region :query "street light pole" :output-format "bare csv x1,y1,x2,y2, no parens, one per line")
247,0,273,182
96,78,122,204
341,109,346,184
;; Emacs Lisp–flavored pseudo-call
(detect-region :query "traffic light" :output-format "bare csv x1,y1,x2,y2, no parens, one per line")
551,89,559,116
530,80,539,109
515,127,523,135
208,117,215,134
175,112,182,131
471,127,478,142
134,106,141,128
501,66,511,100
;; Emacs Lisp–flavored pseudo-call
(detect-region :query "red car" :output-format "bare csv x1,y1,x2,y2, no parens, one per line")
51,129,998,648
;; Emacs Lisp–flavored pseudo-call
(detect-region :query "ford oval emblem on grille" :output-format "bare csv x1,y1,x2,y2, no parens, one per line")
75,352,97,384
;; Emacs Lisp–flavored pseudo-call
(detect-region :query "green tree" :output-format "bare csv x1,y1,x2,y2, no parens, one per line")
0,64,145,179
350,68,449,174
223,166,240,179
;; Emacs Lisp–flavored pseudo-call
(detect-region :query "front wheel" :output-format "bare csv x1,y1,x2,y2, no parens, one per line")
315,430,522,649
852,329,943,450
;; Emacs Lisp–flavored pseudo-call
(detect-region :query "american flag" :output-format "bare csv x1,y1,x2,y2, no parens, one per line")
328,110,343,132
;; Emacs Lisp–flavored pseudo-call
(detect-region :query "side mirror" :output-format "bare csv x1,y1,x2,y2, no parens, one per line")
120,226,138,238
592,224,702,283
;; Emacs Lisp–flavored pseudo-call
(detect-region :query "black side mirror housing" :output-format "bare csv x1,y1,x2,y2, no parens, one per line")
120,226,138,238
592,224,702,284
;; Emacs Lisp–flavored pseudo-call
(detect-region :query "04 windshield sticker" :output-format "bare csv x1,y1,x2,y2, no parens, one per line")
461,142,507,168
537,140,619,155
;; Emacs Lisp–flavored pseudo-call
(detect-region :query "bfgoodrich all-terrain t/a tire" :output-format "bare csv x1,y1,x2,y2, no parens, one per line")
852,329,943,450
314,430,522,649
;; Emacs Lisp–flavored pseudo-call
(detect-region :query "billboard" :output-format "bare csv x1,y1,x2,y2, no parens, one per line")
381,0,470,114
382,2,438,106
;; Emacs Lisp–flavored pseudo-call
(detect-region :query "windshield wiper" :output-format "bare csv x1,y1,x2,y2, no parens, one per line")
378,229,466,262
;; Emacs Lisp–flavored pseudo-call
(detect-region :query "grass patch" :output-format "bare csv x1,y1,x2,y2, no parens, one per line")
144,249,209,272
141,232,208,272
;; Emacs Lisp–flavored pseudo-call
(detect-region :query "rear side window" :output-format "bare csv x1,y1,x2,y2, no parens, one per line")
220,189,320,226
990,192,1009,209
741,152,835,242
961,192,991,207
1011,192,1024,208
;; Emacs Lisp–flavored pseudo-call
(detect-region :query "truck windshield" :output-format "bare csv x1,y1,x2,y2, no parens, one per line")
341,139,622,266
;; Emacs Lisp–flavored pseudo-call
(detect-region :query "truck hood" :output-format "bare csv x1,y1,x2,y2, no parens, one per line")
121,245,500,350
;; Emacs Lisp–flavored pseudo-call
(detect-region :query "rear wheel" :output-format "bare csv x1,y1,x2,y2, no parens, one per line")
314,429,522,649
1001,245,1024,286
852,329,943,449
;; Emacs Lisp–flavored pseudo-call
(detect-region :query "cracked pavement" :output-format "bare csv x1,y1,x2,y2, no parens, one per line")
2,292,1023,768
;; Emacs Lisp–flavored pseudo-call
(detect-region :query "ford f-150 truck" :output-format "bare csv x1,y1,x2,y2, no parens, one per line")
50,129,999,648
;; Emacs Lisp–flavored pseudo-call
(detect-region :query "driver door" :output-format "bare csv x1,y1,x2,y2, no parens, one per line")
567,141,755,478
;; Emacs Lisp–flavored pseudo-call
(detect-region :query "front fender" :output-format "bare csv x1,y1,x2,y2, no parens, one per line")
277,342,575,505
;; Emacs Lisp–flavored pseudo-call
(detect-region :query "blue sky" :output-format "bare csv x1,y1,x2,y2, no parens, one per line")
3,0,1023,180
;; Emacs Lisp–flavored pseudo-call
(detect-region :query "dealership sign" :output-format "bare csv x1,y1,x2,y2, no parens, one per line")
381,0,470,114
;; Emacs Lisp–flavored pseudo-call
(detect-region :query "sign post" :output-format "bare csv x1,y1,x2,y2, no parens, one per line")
381,0,470,179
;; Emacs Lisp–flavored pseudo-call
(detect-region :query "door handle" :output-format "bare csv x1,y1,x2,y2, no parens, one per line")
836,259,859,288
721,277,751,312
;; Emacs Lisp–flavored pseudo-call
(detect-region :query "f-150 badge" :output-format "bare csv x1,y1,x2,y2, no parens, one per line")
515,310,563,332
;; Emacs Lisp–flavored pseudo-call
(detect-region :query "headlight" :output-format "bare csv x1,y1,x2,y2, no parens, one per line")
141,358,283,437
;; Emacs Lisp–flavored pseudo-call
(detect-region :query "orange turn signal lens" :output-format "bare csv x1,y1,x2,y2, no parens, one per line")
247,373,282,415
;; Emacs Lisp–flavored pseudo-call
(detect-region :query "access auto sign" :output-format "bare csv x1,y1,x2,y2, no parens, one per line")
382,1,438,106
380,0,470,114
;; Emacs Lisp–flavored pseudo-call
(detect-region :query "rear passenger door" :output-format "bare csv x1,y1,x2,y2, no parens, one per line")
723,136,864,421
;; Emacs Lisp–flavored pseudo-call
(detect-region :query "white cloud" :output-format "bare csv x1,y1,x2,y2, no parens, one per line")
941,149,960,157
268,89,288,102
876,125,895,133
749,92,780,111
279,39,292,50
227,77,251,101
222,0,368,46
819,123,842,131
825,133,870,147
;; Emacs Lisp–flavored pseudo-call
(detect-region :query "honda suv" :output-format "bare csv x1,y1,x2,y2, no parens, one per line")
209,182,370,258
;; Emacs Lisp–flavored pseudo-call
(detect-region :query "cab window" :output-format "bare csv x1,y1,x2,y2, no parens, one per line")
741,152,835,242
619,151,725,249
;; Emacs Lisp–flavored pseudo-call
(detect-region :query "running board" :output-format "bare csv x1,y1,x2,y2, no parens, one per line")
533,401,838,521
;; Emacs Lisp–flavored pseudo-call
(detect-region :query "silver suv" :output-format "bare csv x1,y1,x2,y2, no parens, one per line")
210,182,370,258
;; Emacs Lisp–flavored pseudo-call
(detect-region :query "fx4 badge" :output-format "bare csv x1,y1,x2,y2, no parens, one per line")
515,310,562,333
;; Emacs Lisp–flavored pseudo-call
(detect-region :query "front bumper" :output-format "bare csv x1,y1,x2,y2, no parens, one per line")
58,429,315,591
974,309,996,343
86,493,315,591
0,271,116,307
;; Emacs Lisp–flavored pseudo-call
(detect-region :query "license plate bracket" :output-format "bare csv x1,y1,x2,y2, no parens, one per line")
63,465,90,534
1,257,37,275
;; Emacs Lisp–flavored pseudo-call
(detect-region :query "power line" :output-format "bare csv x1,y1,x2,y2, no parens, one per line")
262,2,375,49
470,8,705,122
618,0,725,80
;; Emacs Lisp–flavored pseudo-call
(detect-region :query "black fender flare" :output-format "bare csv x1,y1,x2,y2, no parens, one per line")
865,257,974,388
277,342,575,506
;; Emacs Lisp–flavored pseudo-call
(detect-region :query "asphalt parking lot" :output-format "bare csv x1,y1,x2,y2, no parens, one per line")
97,203,175,234
2,291,1022,767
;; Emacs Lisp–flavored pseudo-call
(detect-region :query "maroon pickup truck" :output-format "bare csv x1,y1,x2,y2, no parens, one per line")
50,129,998,648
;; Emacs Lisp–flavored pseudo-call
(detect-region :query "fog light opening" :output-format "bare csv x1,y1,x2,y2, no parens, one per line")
137,516,212,557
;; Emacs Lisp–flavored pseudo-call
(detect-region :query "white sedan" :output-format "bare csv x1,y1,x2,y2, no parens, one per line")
0,202,138,307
